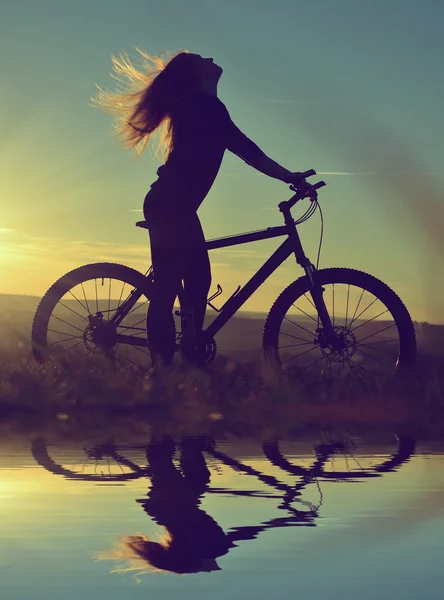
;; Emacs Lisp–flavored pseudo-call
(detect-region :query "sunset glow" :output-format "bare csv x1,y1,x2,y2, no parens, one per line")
1,1,443,322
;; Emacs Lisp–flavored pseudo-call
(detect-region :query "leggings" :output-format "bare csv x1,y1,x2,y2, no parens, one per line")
144,201,211,366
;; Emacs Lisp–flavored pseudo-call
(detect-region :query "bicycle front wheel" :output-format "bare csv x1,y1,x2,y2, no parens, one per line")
32,262,154,369
263,268,416,376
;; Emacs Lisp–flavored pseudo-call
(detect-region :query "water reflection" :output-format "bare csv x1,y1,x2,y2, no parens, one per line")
29,433,416,575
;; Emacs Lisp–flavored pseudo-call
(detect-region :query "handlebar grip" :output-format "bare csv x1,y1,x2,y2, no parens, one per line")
302,169,316,178
313,181,326,190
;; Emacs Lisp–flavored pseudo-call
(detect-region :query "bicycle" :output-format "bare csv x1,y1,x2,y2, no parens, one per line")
30,433,415,485
31,169,416,376
29,434,415,572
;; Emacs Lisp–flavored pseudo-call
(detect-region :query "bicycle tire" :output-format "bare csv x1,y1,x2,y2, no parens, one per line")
262,268,416,375
32,262,155,366
31,439,150,481
262,434,416,479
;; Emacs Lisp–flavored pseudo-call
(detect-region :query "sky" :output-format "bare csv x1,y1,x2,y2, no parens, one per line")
1,0,443,322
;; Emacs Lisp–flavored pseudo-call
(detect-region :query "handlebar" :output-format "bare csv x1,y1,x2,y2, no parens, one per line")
313,181,326,190
279,169,326,213
290,170,326,192
301,169,316,179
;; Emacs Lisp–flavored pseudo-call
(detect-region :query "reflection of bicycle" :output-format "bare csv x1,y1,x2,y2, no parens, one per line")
30,434,415,484
31,169,416,376
31,439,151,482
262,435,416,480
31,434,416,569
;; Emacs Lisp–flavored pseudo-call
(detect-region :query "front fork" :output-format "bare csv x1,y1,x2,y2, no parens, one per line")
304,264,343,351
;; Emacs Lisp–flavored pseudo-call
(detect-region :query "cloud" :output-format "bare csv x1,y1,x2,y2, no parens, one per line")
0,230,153,295
0,230,277,309
317,172,376,176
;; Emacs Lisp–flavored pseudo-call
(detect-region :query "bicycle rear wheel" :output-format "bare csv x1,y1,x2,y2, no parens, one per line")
32,262,155,369
263,268,416,377
31,438,150,481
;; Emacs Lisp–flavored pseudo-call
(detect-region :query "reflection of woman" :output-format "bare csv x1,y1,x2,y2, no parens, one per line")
102,436,315,575
130,437,232,573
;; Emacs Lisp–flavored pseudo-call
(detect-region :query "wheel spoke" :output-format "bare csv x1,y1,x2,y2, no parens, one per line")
302,354,326,371
50,314,85,334
279,341,314,349
126,344,150,357
357,323,396,343
291,302,318,323
58,339,85,356
80,283,90,314
95,279,99,313
283,316,315,337
284,345,318,364
68,289,90,315
345,285,350,328
48,328,82,339
119,327,146,336
360,340,399,355
118,317,147,335
56,299,89,323
115,349,139,367
123,298,149,319
348,297,379,328
117,281,126,310
356,346,386,367
279,331,314,343
303,293,317,311
351,308,389,333
349,288,365,328
49,334,83,346
361,338,399,346
332,283,335,327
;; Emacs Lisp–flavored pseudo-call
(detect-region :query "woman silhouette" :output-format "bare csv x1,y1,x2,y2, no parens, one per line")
94,50,302,367
98,436,319,576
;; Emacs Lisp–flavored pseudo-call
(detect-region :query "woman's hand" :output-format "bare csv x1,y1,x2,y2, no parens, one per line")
284,171,305,184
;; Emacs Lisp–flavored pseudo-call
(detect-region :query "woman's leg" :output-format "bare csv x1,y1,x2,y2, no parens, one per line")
181,215,211,363
144,194,210,367
146,214,183,367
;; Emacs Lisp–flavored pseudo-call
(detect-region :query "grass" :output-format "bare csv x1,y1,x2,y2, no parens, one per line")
1,304,444,436
1,340,444,439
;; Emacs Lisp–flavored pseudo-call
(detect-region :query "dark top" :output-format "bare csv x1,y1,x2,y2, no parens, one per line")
146,93,265,213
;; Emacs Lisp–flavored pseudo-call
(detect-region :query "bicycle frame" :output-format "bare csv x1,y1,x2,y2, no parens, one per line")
202,199,340,345
121,198,337,348
203,223,309,340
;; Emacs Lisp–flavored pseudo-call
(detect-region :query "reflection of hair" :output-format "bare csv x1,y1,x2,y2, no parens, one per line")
92,50,201,158
97,530,217,576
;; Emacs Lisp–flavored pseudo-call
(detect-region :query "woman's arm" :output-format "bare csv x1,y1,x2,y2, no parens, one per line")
226,121,299,183
252,154,296,183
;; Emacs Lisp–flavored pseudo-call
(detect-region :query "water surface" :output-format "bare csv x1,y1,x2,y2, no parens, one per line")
1,431,443,599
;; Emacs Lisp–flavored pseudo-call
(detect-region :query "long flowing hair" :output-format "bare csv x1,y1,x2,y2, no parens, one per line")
97,531,219,576
92,49,200,159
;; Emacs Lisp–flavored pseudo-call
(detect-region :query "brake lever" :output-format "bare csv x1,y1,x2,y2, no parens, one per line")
289,182,317,200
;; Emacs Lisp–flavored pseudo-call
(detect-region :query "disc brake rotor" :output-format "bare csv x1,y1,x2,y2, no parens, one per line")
318,326,357,363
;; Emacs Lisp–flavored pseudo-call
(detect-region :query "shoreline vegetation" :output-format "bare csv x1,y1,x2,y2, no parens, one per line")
1,349,443,437
1,296,443,435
